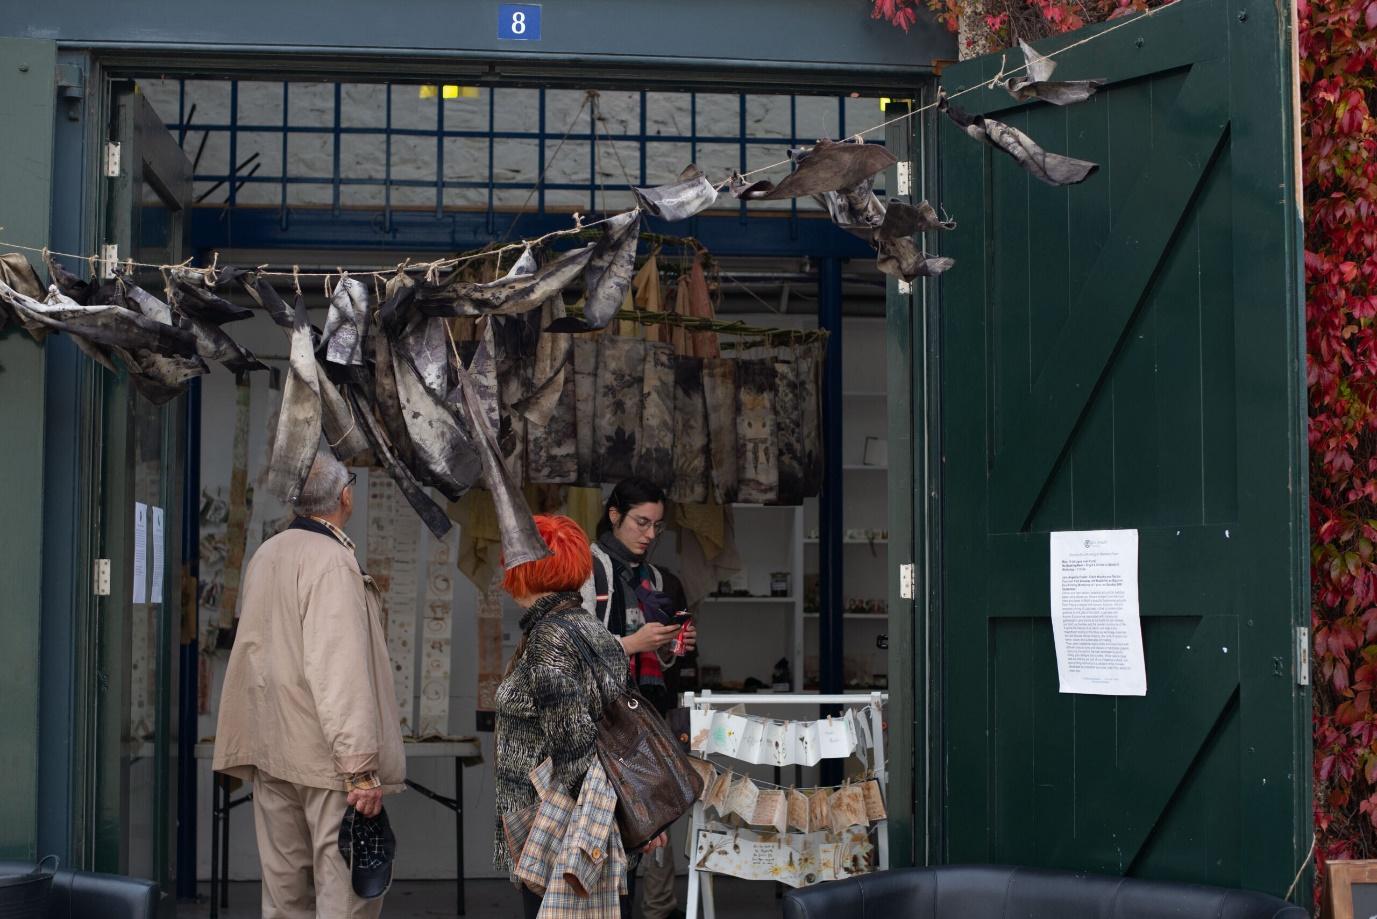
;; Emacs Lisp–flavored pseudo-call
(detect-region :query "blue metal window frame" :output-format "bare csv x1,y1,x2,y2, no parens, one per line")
168,80,881,259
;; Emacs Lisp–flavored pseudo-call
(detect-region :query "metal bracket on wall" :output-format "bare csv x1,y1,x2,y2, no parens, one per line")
899,562,915,600
100,244,118,279
56,61,85,121
1295,626,1310,686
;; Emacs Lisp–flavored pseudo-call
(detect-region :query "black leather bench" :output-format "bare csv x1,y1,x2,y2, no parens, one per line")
0,860,158,919
782,865,1306,919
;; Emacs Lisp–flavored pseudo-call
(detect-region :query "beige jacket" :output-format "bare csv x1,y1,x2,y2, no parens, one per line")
213,523,406,793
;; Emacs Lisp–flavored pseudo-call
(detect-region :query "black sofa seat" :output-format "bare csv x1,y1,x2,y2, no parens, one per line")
782,865,1306,919
0,860,158,919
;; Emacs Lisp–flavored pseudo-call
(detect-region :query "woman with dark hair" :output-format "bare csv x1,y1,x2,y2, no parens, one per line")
494,514,665,919
580,478,697,919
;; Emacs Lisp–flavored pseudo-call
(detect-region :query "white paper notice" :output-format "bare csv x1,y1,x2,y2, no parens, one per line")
132,502,149,604
1049,529,1146,696
150,506,165,605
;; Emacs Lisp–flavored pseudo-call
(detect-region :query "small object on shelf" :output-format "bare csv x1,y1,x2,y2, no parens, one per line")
701,665,723,689
742,677,768,693
862,437,888,467
772,656,793,692
770,571,790,597
717,579,733,595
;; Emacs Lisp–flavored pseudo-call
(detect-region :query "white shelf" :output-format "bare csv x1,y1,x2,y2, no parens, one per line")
803,538,888,545
700,596,796,604
802,612,889,620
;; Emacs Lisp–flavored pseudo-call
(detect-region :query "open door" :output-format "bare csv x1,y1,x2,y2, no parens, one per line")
93,83,192,911
934,0,1307,897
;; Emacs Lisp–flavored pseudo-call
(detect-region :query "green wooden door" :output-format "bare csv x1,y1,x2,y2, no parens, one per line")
935,0,1307,896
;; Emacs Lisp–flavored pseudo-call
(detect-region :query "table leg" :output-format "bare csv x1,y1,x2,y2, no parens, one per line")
220,776,230,908
456,757,465,917
210,775,220,919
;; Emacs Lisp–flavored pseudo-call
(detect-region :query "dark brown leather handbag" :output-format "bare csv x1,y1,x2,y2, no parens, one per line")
553,618,704,851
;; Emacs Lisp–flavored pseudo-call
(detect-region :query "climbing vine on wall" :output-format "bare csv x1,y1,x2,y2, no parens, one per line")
870,0,1156,51
1303,0,1377,900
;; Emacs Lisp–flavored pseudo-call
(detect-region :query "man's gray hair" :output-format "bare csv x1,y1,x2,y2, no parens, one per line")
295,450,349,517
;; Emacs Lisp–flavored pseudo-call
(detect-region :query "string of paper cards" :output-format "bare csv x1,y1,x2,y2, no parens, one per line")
688,706,869,766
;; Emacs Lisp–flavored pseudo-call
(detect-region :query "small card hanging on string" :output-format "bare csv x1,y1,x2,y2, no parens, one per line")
690,707,713,752
828,782,869,834
809,788,832,835
726,774,762,822
736,717,767,765
750,789,790,835
788,788,812,833
709,710,748,758
705,770,733,817
843,709,861,754
689,757,717,793
793,720,822,767
818,715,855,760
764,721,797,767
862,778,888,822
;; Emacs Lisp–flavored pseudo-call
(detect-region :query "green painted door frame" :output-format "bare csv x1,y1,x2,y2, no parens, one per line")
0,35,58,863
931,0,1307,898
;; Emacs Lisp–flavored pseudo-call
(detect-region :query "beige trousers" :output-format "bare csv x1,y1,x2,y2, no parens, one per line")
638,836,678,919
251,769,385,919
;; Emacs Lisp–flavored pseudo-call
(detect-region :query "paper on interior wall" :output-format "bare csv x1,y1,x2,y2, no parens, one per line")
133,501,149,604
1049,529,1147,696
416,529,456,738
150,506,165,605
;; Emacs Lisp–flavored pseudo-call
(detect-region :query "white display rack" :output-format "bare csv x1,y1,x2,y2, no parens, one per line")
680,690,889,919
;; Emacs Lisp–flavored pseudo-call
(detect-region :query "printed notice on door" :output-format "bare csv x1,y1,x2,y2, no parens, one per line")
1049,529,1146,696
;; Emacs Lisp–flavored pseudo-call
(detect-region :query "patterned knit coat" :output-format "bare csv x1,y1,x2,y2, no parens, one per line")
493,592,630,872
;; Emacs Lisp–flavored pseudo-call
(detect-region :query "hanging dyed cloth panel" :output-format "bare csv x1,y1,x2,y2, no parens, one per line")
386,487,421,737
635,341,676,488
217,377,253,633
798,341,824,498
593,336,646,483
573,337,599,486
525,364,578,484
669,356,710,505
735,359,780,505
770,348,805,506
702,358,739,504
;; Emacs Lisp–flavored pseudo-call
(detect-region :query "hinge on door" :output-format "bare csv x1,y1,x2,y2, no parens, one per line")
100,244,118,279
1296,626,1311,686
899,563,915,600
896,161,912,197
896,279,913,296
104,142,121,178
93,559,111,597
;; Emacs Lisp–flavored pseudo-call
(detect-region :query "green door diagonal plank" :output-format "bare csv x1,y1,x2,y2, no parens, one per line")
1048,615,1240,871
988,57,1230,534
935,0,1306,899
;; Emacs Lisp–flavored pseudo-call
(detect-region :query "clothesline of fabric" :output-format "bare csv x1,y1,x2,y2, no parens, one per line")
564,304,830,343
725,4,1167,186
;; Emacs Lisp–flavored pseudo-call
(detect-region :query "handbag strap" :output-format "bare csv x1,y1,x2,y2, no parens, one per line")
547,615,631,696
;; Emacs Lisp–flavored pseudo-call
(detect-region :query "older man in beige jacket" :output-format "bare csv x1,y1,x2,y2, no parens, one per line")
214,450,405,919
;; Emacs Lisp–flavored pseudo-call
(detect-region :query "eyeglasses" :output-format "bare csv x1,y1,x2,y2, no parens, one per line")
342,472,357,496
628,513,666,535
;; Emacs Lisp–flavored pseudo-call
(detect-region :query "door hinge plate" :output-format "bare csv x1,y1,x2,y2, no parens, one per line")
93,559,111,596
896,279,913,296
100,244,118,279
1296,626,1310,687
899,563,915,600
104,142,121,178
896,161,912,196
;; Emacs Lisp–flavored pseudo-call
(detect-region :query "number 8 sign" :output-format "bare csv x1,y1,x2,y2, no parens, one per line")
498,4,541,41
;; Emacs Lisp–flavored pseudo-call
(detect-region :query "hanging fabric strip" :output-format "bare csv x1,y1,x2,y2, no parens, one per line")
262,288,323,505
798,341,824,498
728,139,896,201
387,494,421,737
320,274,371,366
701,358,739,505
770,348,805,506
525,354,579,485
572,337,600,487
218,377,254,633
632,164,719,221
417,528,455,738
668,356,710,505
734,358,780,505
634,341,676,489
593,336,647,484
938,94,1099,187
1001,39,1105,106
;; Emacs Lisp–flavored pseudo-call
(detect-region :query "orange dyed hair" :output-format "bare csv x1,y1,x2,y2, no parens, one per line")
502,514,593,598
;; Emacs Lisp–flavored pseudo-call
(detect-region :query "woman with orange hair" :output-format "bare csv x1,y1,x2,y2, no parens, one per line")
493,515,660,919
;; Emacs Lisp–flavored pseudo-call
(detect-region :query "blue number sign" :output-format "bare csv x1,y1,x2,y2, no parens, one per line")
498,4,541,41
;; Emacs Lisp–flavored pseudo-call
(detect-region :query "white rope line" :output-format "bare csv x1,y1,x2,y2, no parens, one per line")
1,7,1167,280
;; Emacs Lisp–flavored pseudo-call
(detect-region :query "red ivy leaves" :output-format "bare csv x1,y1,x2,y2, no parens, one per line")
1308,0,1377,892
872,0,922,31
